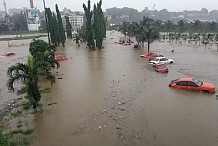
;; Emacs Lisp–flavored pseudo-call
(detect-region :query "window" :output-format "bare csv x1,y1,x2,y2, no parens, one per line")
187,82,198,87
160,58,167,61
153,58,159,61
177,81,187,86
193,79,203,86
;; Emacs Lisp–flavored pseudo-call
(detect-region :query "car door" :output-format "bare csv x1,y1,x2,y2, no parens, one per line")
160,58,168,63
186,81,199,91
176,81,188,90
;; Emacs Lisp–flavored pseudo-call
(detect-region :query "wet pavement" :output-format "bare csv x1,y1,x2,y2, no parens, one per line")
1,32,218,146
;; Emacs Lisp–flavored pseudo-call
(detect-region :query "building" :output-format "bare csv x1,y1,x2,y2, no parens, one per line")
0,11,6,22
61,8,84,31
8,8,22,16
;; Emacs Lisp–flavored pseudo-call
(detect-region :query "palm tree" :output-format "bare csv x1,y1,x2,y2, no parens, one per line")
118,21,131,38
29,39,59,71
136,17,160,52
7,56,55,111
177,20,185,33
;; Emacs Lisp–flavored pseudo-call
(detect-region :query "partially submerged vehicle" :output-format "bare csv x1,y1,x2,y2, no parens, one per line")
169,78,215,94
5,52,16,56
140,52,158,58
155,62,168,73
55,55,71,62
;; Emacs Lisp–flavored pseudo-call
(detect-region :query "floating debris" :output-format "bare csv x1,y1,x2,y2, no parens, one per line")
118,107,125,111
48,102,57,106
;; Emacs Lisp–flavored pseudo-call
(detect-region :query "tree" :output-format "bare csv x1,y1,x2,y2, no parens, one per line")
134,17,160,52
29,39,59,71
209,21,217,32
177,20,185,33
56,4,66,47
7,56,55,110
45,8,58,46
83,0,95,49
93,0,106,50
65,16,72,39
118,21,130,37
192,20,201,33
165,20,174,35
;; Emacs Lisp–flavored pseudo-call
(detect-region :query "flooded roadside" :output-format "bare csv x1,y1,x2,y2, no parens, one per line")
1,31,218,146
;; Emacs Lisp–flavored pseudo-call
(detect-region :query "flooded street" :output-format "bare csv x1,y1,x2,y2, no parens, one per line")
1,31,218,146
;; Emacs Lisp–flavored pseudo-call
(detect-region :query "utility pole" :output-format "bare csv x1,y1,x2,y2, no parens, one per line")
42,0,51,44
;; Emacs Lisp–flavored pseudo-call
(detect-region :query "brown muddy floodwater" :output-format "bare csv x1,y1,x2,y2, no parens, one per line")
1,32,218,146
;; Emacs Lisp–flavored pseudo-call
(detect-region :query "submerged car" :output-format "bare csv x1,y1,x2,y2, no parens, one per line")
149,57,174,65
148,54,164,61
169,78,215,93
140,52,158,58
155,63,168,73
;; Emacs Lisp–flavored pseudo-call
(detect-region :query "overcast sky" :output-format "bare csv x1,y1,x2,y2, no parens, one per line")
0,0,218,12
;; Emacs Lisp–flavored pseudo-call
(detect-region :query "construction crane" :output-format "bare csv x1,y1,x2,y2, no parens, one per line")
3,0,7,14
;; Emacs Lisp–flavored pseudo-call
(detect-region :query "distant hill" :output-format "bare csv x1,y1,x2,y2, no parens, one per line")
105,7,218,24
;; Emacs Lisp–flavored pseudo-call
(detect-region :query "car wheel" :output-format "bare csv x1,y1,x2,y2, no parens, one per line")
170,61,173,64
202,90,209,93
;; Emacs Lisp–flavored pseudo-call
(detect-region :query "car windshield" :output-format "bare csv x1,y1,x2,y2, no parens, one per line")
157,65,166,69
193,79,203,86
171,78,179,83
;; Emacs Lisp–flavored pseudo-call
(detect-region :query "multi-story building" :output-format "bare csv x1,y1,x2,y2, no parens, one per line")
61,8,84,31
0,11,6,22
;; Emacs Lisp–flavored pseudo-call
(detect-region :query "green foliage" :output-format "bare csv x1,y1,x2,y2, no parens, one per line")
39,88,51,94
21,101,31,110
65,16,72,39
83,0,95,49
11,111,22,118
56,4,66,47
17,86,27,95
130,17,160,52
7,39,58,110
93,0,107,50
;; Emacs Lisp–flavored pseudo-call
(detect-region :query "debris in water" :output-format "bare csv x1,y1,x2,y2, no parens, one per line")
118,107,125,111
48,102,57,106
99,126,102,129
120,136,124,139
118,102,126,105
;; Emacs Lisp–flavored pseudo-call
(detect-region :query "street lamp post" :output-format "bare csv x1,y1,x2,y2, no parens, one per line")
42,0,51,44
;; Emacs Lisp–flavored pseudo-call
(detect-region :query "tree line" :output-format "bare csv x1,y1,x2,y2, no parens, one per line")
119,17,218,52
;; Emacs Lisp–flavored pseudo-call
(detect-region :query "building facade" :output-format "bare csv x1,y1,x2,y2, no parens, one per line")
61,8,84,31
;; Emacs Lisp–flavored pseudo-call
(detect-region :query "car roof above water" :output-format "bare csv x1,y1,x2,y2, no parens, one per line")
178,78,194,82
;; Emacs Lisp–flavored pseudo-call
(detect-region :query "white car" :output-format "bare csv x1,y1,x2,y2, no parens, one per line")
149,57,174,65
